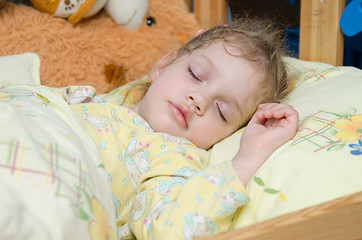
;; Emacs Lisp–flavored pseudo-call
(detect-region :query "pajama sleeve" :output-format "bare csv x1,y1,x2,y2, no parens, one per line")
129,148,249,240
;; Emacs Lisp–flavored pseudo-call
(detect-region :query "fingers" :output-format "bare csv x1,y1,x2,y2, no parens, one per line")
255,103,298,121
241,103,299,156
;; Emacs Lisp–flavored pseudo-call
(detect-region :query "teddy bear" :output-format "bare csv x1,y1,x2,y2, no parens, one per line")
0,0,200,93
31,0,148,28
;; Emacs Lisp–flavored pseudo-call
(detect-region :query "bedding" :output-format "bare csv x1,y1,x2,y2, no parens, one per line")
0,54,116,239
0,52,40,85
1,52,362,239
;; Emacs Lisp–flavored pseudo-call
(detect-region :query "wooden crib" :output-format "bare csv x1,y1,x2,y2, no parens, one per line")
185,0,362,239
0,0,361,238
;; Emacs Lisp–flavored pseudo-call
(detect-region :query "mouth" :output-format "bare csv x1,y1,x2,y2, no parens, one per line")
168,102,188,128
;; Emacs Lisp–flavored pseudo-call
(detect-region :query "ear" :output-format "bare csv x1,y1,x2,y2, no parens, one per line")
149,51,178,82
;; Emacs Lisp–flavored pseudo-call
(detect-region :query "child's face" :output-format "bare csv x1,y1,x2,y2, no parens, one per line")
134,41,262,149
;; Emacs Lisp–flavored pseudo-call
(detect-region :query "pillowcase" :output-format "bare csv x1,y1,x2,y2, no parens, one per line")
0,52,41,85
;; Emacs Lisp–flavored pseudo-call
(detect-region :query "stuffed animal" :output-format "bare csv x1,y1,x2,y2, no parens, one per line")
31,0,148,29
0,0,200,93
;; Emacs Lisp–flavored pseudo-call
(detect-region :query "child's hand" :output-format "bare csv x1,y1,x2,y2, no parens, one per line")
232,103,299,186
242,103,299,152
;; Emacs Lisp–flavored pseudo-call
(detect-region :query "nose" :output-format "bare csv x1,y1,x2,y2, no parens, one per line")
187,92,208,116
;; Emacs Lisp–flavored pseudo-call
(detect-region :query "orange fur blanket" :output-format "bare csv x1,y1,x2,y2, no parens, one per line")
0,0,200,93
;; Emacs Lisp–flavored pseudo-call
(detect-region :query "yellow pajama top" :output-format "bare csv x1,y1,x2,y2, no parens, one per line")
70,102,248,240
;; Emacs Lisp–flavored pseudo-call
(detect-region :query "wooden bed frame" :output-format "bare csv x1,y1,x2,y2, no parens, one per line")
184,0,362,239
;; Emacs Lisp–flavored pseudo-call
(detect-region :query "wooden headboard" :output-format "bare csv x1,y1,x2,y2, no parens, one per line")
185,0,346,66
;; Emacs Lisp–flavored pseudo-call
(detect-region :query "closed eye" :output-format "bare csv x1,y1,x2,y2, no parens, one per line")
216,102,227,122
188,66,201,81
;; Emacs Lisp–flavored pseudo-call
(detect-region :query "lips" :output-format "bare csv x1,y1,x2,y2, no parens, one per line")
168,102,188,128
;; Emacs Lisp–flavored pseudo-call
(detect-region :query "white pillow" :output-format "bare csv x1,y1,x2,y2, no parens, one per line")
0,52,41,85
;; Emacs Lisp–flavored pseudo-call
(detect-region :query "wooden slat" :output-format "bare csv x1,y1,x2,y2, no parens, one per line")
299,0,346,66
183,0,192,11
207,191,362,240
193,0,228,29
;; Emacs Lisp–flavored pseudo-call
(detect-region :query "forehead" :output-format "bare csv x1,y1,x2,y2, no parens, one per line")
190,41,254,78
194,41,262,88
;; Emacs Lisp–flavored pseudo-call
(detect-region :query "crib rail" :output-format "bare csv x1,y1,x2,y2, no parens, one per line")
208,191,362,240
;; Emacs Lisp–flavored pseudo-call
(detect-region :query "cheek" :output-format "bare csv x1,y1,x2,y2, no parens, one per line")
190,119,232,148
209,121,239,143
150,78,177,96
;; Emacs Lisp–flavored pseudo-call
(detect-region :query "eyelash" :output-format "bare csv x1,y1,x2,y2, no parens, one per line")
216,103,227,122
188,66,201,81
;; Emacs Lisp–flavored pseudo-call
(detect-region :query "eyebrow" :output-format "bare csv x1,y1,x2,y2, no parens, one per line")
200,54,218,75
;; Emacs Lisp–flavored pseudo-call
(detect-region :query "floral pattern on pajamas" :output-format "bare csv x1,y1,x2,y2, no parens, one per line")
70,102,248,240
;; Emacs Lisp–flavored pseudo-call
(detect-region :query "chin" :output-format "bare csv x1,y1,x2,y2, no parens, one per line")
150,120,174,135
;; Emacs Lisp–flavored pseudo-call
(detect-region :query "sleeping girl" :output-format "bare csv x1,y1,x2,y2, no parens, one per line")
70,18,299,240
